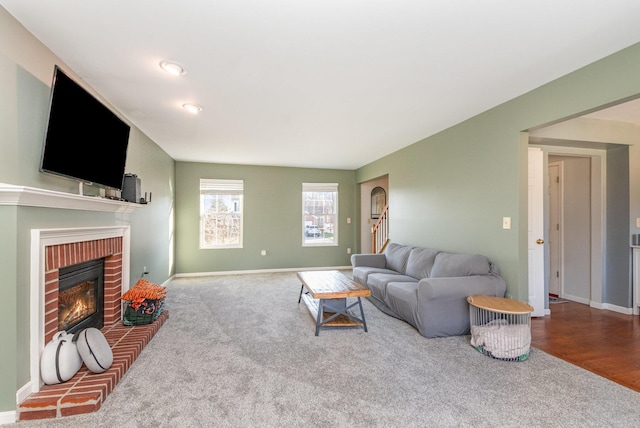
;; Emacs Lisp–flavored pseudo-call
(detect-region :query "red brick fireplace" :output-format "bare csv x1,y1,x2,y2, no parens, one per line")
44,237,123,343
18,227,168,421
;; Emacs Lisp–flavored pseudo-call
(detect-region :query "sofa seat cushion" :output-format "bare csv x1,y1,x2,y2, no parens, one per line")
367,273,417,302
383,243,413,274
384,282,420,330
353,267,398,286
405,247,440,280
430,253,491,278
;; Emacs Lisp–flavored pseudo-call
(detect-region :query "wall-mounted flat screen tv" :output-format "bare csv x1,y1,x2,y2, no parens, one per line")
41,66,131,190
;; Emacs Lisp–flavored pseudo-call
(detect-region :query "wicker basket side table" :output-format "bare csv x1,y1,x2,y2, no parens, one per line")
467,295,534,362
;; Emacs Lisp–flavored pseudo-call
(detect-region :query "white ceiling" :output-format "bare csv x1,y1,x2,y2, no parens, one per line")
3,1,640,170
582,98,640,126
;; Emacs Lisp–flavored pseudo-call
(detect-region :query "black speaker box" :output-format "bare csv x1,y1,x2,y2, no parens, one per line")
122,174,141,203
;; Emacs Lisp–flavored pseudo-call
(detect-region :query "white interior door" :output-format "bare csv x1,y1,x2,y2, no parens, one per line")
528,147,545,316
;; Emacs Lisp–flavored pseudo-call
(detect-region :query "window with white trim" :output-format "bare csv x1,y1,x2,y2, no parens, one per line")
200,179,243,248
302,182,338,246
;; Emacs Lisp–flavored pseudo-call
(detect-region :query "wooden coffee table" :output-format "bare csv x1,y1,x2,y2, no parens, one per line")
297,270,371,336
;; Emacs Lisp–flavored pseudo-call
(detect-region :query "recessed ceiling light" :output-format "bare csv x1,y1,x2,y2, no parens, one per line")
159,60,187,76
182,103,203,114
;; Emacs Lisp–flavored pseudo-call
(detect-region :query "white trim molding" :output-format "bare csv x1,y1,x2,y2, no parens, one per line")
26,226,131,401
174,266,352,278
0,410,16,425
0,183,138,213
633,246,640,315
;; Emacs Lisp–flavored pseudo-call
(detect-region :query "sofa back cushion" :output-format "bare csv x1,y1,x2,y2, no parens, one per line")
383,243,413,274
430,253,491,278
405,247,440,279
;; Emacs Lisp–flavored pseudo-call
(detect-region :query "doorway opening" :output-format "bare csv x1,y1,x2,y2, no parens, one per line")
527,95,639,316
359,174,389,254
529,140,632,316
546,155,594,306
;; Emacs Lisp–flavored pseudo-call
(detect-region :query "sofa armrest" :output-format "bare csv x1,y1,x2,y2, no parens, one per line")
350,253,386,268
414,275,507,338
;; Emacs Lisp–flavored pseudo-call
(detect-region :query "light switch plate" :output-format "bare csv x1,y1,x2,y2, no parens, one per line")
502,217,511,229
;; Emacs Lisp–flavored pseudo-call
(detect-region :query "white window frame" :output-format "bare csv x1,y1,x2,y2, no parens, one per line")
302,182,338,247
200,179,243,249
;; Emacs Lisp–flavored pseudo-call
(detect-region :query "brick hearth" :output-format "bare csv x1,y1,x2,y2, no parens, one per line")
18,312,168,420
19,234,168,421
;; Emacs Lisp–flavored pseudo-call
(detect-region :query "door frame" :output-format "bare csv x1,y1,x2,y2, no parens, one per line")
529,145,606,311
359,175,389,253
548,160,563,297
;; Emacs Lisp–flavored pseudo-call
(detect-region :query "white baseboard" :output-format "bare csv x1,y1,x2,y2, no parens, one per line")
597,302,634,315
174,266,352,278
3,381,36,424
562,294,634,315
589,300,604,310
160,276,175,287
16,381,33,405
0,410,17,424
562,293,590,305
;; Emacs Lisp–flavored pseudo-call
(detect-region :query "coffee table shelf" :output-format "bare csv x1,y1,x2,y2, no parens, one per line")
300,293,363,327
297,270,371,336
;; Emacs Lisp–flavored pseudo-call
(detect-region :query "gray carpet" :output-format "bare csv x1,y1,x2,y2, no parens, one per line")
9,272,640,427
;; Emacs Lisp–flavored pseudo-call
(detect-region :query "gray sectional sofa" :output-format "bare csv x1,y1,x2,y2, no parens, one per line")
351,243,506,338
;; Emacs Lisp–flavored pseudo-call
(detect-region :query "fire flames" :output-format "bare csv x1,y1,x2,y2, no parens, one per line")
58,280,96,331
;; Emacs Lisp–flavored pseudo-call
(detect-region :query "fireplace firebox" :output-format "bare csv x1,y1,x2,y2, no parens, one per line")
58,258,104,334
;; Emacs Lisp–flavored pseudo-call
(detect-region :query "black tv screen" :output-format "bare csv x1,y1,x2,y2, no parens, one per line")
41,66,131,190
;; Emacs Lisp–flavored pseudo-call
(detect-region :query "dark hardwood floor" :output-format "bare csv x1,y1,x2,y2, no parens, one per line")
530,300,640,393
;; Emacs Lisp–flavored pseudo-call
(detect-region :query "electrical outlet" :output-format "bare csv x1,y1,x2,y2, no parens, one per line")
261,250,267,256
347,217,351,224
502,217,511,230
347,248,351,254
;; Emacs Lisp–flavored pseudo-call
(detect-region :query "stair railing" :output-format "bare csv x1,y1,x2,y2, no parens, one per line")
371,204,389,254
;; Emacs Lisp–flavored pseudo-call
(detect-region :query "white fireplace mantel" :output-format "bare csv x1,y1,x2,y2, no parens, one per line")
0,183,139,213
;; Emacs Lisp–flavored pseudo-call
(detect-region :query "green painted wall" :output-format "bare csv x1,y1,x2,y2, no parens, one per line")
1,8,175,415
175,162,357,273
0,208,18,412
3,1,640,418
357,42,640,302
606,146,631,306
